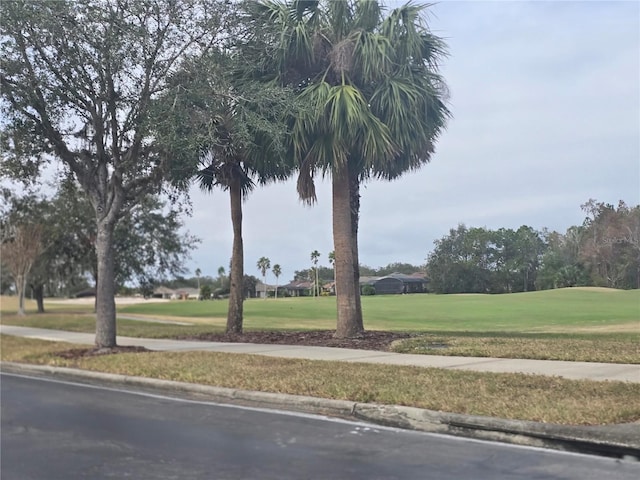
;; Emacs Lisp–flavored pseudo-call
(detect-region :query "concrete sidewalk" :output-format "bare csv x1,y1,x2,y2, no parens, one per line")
2,325,638,383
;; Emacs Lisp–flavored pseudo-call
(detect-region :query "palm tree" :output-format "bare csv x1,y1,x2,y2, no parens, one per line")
195,268,202,292
272,263,282,299
310,250,321,297
246,0,450,337
328,250,336,288
180,53,294,333
197,123,258,331
257,256,271,299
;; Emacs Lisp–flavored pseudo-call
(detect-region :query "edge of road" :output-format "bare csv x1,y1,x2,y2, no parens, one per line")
2,361,639,460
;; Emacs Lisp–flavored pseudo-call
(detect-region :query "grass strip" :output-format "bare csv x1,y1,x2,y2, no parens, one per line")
392,335,640,364
0,314,225,338
2,313,638,363
2,335,639,426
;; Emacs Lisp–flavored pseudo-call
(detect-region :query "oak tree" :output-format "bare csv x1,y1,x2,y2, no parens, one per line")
1,0,226,347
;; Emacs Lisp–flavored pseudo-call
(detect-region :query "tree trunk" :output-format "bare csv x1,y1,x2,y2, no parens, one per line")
92,272,98,313
33,283,45,313
227,179,244,334
95,218,117,348
349,169,363,325
333,169,364,338
263,274,267,299
16,274,26,316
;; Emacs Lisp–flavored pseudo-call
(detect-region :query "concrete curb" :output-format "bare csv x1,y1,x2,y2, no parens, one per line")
2,362,638,459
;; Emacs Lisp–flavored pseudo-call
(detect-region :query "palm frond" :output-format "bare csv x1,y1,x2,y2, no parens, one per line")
381,2,443,66
352,0,383,32
351,31,392,84
246,0,450,192
327,0,353,41
196,156,256,196
293,0,320,22
296,151,317,204
195,161,220,192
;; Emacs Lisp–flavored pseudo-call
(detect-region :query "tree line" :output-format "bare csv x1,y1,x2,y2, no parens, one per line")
292,261,425,286
426,200,640,294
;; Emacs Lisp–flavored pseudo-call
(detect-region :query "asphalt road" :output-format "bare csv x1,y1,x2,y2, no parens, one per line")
1,373,637,480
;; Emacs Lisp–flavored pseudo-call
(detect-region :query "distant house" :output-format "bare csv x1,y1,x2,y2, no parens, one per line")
359,272,428,295
153,286,177,299
283,280,313,297
255,281,277,299
153,286,200,300
322,281,335,295
175,288,200,300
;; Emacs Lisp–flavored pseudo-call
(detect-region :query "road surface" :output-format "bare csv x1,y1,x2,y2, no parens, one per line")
1,373,637,479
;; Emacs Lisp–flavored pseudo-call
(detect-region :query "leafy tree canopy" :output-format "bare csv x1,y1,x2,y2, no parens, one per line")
1,181,199,309
426,200,640,293
0,0,229,347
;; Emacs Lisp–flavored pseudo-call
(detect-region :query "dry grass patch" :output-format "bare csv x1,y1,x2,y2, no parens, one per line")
537,324,640,334
392,335,640,363
120,314,217,325
0,313,97,331
567,287,625,293
0,313,224,338
0,296,97,315
2,335,639,426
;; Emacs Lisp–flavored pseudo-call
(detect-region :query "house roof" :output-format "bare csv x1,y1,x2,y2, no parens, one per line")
386,273,427,283
284,280,312,290
175,288,200,296
153,286,175,294
358,273,428,285
255,282,276,292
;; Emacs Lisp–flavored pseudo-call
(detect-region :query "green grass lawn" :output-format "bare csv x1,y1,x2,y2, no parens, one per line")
118,287,640,333
4,288,638,334
2,288,638,362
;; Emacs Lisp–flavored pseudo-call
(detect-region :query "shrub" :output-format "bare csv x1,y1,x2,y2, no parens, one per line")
361,285,376,296
200,285,212,300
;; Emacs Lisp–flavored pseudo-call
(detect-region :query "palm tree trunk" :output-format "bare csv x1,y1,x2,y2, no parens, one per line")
262,273,267,299
349,168,363,326
95,218,117,348
333,169,364,338
227,178,244,334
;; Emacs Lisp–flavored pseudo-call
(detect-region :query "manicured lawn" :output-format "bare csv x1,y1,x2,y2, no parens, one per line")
2,288,637,362
118,288,640,333
3,335,639,426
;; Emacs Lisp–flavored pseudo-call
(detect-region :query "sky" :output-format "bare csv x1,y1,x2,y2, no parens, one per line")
7,1,637,285
184,0,639,283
